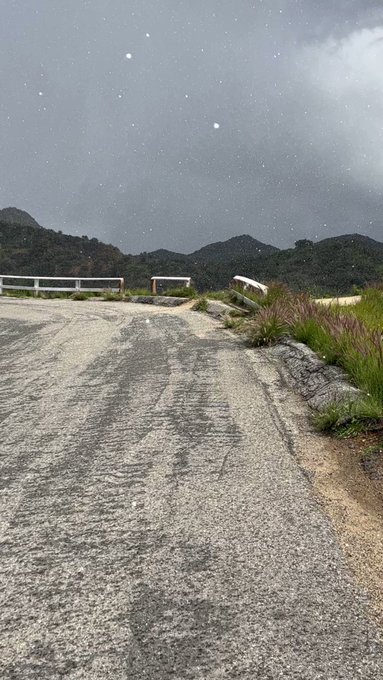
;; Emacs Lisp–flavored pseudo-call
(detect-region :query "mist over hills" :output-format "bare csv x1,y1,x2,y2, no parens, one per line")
0,208,382,294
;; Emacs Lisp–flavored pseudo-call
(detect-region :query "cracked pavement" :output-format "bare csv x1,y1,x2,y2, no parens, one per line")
1,297,383,679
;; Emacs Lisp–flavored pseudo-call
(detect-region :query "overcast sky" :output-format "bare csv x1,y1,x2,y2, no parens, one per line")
1,1,383,253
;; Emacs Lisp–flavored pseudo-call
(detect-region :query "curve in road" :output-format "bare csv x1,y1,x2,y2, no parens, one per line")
0,298,382,679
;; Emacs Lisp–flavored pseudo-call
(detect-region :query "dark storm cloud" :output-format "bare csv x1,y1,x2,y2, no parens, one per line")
1,0,383,253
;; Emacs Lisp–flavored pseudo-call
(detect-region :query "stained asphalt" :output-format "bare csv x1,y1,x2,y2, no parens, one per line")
1,297,383,679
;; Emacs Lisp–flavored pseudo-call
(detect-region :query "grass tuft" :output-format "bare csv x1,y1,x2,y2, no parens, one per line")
313,398,383,437
206,290,231,302
193,296,208,312
163,286,197,298
245,306,290,346
223,314,246,331
70,291,94,301
102,291,123,301
242,285,383,418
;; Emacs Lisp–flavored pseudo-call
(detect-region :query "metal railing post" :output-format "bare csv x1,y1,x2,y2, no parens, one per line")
0,277,3,295
34,278,39,297
119,278,125,295
75,279,81,291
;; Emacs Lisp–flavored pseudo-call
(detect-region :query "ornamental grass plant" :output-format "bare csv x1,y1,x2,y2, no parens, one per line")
244,287,383,413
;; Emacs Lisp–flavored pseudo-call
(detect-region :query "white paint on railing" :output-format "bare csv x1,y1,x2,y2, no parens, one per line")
0,275,125,296
231,275,268,295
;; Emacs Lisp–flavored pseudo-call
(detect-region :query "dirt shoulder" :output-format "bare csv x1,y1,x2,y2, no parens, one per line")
296,429,383,627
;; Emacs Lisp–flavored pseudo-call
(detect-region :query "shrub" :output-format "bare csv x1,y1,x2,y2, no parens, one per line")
314,398,383,437
102,291,123,301
70,291,90,301
341,286,383,331
163,286,197,298
245,306,290,346
193,296,208,312
243,287,383,412
223,315,246,330
206,290,231,302
261,281,292,307
3,290,34,298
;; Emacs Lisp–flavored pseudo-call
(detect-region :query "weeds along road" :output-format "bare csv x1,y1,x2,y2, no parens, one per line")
1,297,383,679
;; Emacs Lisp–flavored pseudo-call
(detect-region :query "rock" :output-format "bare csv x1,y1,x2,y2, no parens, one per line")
206,301,233,319
266,337,362,410
129,295,189,307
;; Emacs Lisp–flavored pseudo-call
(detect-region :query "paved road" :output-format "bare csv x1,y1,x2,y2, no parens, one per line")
315,295,361,306
1,297,383,679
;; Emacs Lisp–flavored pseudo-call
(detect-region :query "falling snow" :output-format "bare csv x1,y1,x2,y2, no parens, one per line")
0,2,381,255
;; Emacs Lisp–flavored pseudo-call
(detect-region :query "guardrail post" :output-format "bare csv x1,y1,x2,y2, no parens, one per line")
75,279,81,291
34,278,39,297
151,279,157,295
119,278,125,294
0,277,3,295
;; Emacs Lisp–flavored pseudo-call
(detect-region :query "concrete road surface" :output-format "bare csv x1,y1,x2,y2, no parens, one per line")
0,297,382,679
315,296,361,306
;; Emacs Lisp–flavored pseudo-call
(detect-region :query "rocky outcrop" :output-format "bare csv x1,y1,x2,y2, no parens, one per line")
265,337,362,410
205,301,233,319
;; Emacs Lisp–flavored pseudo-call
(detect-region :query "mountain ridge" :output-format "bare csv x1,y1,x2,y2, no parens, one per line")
0,207,42,229
0,207,382,294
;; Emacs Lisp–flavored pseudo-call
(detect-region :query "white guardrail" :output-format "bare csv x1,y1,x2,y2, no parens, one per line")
230,276,268,310
0,275,125,296
231,276,268,295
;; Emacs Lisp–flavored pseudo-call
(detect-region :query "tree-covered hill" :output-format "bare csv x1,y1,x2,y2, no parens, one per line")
253,234,383,294
189,234,278,263
0,207,42,229
0,209,382,294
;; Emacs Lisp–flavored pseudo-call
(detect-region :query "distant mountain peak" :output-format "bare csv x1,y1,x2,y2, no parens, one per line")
189,234,279,263
0,207,42,228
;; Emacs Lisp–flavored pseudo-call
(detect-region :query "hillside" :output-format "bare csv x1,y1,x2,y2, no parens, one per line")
252,235,383,294
0,209,382,294
0,217,127,278
189,234,278,263
0,207,42,229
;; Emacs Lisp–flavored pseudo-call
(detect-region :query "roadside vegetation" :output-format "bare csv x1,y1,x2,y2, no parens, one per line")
192,296,208,312
227,284,383,435
125,288,152,297
340,285,383,332
162,286,197,298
